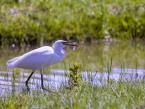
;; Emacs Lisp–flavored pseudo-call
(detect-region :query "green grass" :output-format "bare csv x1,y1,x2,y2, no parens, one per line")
0,81,144,109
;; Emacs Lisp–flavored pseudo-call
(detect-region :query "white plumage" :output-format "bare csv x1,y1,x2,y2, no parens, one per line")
7,46,64,70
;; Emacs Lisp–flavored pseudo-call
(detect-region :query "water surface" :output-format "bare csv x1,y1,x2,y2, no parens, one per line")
0,41,145,96
0,68,145,97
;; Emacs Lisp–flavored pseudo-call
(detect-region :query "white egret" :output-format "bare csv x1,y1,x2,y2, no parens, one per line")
7,40,77,90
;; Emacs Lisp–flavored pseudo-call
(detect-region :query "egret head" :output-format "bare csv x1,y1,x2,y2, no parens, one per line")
52,40,78,49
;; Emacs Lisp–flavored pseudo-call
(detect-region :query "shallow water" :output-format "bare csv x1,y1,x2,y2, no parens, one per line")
0,41,145,96
0,68,145,96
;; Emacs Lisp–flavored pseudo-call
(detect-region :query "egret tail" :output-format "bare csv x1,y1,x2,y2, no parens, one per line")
7,56,20,69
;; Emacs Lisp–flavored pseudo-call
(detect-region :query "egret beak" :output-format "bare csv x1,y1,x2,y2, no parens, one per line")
63,41,78,46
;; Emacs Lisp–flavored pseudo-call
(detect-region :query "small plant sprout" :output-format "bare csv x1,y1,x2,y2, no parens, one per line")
67,63,82,89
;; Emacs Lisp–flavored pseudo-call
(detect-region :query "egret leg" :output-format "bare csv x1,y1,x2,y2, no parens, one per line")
40,70,50,91
25,71,34,91
40,73,45,90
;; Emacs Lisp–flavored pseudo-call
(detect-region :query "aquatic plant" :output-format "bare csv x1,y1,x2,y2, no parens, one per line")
67,63,82,89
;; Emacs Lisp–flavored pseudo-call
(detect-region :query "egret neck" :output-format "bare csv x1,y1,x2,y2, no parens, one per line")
52,42,65,59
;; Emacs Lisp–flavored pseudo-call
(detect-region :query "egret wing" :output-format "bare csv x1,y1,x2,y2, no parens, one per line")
7,46,54,70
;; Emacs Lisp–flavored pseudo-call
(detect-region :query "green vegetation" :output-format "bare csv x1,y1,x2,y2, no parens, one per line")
0,0,145,47
0,81,145,109
67,63,82,89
